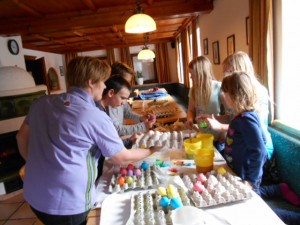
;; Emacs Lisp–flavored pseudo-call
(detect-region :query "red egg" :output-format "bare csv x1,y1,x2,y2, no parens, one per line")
153,87,159,91
120,168,127,176
117,176,125,186
127,163,135,170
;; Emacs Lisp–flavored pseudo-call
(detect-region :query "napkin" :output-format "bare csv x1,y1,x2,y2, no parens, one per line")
138,90,168,100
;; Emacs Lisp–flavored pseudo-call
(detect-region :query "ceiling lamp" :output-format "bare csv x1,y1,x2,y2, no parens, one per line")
137,34,155,61
125,0,156,33
137,46,155,61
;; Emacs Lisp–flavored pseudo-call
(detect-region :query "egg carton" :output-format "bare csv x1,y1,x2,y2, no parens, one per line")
135,130,183,149
128,188,191,225
108,165,160,193
181,170,252,208
147,106,179,119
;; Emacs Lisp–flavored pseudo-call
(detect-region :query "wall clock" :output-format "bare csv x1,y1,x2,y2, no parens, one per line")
7,39,19,55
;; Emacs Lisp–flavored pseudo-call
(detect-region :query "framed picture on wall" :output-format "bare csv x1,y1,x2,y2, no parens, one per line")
203,38,208,55
227,34,235,56
212,41,220,64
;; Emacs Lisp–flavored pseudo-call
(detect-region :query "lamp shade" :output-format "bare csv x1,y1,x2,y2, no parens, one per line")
137,47,155,61
125,13,156,33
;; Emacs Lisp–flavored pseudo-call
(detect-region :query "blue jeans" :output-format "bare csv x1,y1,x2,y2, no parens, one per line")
256,185,300,225
31,206,90,225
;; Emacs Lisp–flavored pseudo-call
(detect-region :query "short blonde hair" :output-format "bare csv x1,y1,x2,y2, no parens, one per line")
221,72,257,113
66,56,111,88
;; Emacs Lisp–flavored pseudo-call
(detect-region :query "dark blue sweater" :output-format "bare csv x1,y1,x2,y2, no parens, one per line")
224,111,267,190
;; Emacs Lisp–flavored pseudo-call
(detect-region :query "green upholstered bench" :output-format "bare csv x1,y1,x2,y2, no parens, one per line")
266,125,300,212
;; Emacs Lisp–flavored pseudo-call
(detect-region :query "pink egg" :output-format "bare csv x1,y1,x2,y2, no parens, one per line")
193,182,205,193
127,164,135,170
197,173,207,183
134,168,142,177
113,165,120,174
127,169,134,176
120,168,127,176
149,114,156,120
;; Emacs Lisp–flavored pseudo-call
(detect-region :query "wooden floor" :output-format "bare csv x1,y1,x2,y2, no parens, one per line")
0,190,100,225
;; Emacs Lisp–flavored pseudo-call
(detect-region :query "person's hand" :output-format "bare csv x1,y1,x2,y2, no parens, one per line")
150,145,167,153
186,120,194,129
242,180,253,190
206,114,222,131
145,119,156,130
140,114,156,122
195,113,212,123
130,132,143,143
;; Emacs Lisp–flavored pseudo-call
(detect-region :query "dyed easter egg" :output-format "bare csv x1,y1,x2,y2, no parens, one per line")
126,176,133,185
170,198,183,209
160,196,170,208
167,184,178,198
127,169,134,176
117,176,125,186
134,168,142,177
193,182,205,193
197,173,207,183
217,167,227,176
120,168,127,176
141,161,149,170
127,163,135,170
157,187,167,196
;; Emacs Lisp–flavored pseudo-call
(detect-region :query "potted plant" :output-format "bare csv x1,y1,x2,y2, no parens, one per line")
136,71,144,85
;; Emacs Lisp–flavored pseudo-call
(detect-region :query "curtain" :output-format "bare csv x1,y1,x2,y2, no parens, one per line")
106,48,115,65
120,47,135,85
192,18,198,58
249,0,274,121
181,28,191,88
65,52,78,67
155,43,171,83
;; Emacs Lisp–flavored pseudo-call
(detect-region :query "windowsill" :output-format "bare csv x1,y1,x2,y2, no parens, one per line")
271,119,300,139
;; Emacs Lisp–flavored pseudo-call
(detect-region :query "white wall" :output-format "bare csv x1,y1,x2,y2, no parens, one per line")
0,36,26,69
199,0,249,80
23,49,66,92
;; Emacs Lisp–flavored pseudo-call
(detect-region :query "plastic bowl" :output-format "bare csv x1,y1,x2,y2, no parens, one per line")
196,133,214,149
183,138,202,159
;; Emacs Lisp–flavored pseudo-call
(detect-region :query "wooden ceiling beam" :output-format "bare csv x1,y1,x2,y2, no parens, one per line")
13,0,43,17
81,0,98,12
0,1,212,35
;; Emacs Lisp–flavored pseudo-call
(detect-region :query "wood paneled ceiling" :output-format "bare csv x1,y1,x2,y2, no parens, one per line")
0,0,214,54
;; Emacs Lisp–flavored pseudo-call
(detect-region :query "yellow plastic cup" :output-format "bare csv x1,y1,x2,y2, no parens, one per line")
196,133,214,149
194,148,214,173
183,138,202,159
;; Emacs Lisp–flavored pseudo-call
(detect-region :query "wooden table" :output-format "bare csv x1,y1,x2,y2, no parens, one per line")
126,89,187,124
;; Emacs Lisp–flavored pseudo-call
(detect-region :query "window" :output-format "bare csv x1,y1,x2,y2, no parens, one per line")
177,36,184,84
196,17,201,56
188,25,193,59
275,0,300,131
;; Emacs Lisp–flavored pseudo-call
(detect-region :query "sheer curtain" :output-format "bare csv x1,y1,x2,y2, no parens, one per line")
106,48,115,65
120,47,135,85
155,43,171,83
65,52,78,67
249,0,274,120
181,28,192,88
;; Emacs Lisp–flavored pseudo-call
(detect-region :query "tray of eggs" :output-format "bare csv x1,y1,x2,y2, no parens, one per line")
135,130,184,149
108,162,160,193
180,168,252,208
127,184,191,225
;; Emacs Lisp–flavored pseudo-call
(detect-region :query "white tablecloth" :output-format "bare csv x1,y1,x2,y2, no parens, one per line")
96,149,285,225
